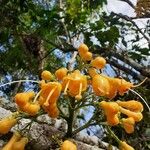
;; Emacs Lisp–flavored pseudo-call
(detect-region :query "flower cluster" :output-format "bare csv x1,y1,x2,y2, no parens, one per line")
0,43,147,150
100,100,143,134
15,92,40,116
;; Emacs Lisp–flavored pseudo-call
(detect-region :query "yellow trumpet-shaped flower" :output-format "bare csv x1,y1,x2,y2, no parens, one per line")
105,76,146,98
121,117,135,134
116,100,143,112
47,103,59,118
2,132,21,150
12,137,28,150
107,114,120,126
62,70,87,100
100,101,120,126
120,141,134,150
119,107,143,122
21,102,40,116
92,75,110,97
55,67,68,80
41,70,53,80
40,82,62,106
15,91,35,107
0,116,17,134
115,78,133,95
91,56,106,69
15,91,40,116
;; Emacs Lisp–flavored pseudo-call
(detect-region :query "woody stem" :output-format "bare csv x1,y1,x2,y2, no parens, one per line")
72,111,97,136
106,126,120,143
65,97,76,138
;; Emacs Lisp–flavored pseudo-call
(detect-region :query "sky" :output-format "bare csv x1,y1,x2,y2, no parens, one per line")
106,0,137,16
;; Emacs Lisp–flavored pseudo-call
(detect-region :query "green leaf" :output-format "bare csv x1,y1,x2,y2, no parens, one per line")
140,48,149,55
128,52,143,62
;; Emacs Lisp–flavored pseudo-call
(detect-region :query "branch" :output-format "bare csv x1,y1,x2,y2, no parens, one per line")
107,59,143,80
65,98,76,138
67,51,78,71
44,38,75,53
118,0,135,9
109,51,150,78
112,12,150,44
42,39,150,80
92,46,150,79
72,111,97,136
59,0,72,44
37,40,46,76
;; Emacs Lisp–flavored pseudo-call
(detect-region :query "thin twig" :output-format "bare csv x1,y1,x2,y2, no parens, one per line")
72,111,97,136
67,51,78,71
106,126,120,143
0,80,39,88
112,12,150,44
129,89,150,112
59,0,72,44
118,0,135,9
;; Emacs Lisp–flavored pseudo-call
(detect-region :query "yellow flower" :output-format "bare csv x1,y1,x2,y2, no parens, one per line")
41,70,53,80
12,137,28,150
0,116,17,134
62,70,87,100
121,117,135,134
2,132,21,150
115,78,133,95
91,56,106,69
116,100,143,112
119,107,143,122
15,91,35,107
55,67,68,80
61,140,77,150
100,101,120,126
40,82,62,106
92,75,110,97
120,141,134,150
